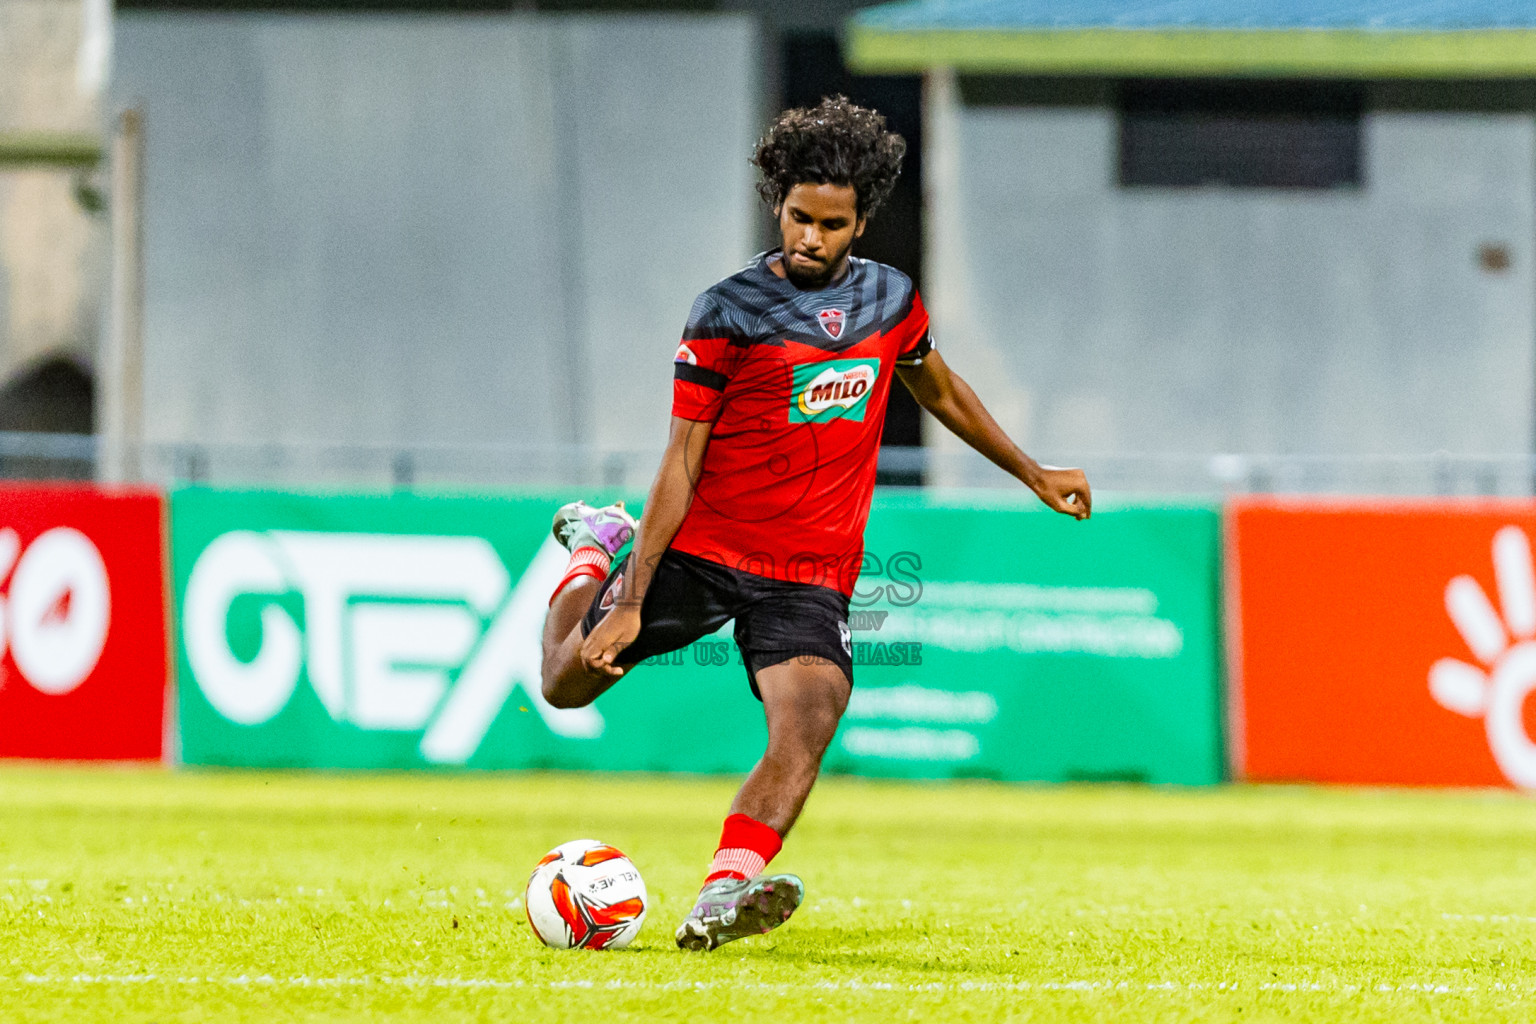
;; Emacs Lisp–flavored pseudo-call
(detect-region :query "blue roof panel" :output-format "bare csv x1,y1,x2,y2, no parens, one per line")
855,0,1536,31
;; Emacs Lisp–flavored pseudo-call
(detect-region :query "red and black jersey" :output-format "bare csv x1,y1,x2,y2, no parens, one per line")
669,250,933,596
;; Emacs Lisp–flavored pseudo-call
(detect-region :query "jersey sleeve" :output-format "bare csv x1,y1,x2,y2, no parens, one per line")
671,292,743,423
892,288,935,367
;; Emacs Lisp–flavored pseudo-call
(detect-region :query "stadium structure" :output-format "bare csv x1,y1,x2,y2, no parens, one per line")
0,0,1535,1020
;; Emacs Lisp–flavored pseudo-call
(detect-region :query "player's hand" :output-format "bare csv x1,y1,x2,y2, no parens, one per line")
580,604,641,678
1030,466,1092,520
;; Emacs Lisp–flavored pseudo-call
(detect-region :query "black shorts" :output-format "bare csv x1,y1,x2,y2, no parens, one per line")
580,548,853,698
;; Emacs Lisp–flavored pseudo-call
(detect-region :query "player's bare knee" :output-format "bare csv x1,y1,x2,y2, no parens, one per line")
538,649,583,708
805,663,852,724
768,708,842,768
802,694,844,738
542,679,586,710
543,684,583,710
541,666,594,709
825,673,851,719
538,665,563,706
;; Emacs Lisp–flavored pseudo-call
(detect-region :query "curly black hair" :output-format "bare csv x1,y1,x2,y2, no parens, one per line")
751,96,906,220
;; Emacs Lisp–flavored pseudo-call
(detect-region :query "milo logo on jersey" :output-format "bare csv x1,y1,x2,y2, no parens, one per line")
790,359,879,423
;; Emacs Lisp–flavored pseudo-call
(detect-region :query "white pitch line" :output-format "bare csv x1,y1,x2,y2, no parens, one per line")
1,975,1522,996
1442,913,1536,925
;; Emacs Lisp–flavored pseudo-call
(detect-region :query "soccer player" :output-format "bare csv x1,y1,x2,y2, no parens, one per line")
540,97,1090,951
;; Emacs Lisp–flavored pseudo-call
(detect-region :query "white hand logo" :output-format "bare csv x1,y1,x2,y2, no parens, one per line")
1430,525,1536,787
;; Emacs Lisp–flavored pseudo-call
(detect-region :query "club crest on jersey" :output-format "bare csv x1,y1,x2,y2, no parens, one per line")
674,343,697,365
599,572,624,612
789,358,879,423
816,309,846,340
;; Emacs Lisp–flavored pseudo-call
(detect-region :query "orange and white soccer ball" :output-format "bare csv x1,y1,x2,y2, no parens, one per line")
525,839,648,949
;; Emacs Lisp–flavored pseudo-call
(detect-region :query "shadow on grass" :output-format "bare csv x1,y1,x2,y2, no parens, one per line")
709,937,1018,978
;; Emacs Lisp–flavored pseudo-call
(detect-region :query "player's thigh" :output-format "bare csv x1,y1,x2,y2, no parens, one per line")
580,550,735,668
735,583,853,703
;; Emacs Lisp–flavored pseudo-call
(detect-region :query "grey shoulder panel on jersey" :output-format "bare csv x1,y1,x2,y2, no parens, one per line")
681,269,778,344
687,256,918,352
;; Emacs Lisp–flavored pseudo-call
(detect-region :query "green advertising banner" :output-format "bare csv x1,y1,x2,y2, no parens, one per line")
831,491,1223,785
171,488,1222,783
172,487,766,773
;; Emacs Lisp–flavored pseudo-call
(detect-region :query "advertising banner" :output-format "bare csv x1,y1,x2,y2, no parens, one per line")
1229,498,1536,788
173,488,1223,783
171,488,770,772
0,484,168,760
835,493,1223,784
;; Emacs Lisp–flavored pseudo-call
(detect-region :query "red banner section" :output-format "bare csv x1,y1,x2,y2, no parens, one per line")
0,484,167,760
1229,497,1536,788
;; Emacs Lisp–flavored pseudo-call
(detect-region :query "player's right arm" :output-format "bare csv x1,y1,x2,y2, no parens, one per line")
580,291,739,676
580,416,711,676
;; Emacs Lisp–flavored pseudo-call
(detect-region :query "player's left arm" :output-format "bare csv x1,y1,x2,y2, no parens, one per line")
896,349,1090,520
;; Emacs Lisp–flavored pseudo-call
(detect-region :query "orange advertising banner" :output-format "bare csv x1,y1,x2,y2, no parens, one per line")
1229,498,1536,788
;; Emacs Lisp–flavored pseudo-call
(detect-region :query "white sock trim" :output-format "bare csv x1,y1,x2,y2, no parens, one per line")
567,546,611,573
707,847,767,880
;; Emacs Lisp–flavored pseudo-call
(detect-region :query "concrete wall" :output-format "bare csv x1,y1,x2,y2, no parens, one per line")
0,0,107,382
926,78,1536,488
113,12,759,484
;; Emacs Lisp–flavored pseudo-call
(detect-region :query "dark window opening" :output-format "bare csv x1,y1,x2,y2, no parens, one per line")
1119,80,1364,189
0,355,94,434
0,355,94,481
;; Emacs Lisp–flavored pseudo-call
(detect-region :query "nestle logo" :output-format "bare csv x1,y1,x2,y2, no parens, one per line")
790,359,878,423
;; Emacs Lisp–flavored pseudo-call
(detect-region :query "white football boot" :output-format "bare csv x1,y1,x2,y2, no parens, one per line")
551,500,636,557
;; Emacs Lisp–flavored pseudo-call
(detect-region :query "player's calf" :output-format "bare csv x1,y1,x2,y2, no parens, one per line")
540,598,610,709
676,658,849,950
540,500,636,708
734,657,849,832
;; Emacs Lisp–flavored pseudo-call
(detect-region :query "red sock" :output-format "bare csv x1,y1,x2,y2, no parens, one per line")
704,813,783,884
549,546,610,606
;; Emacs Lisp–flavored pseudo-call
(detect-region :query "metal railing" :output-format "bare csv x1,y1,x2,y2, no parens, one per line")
4,432,1536,497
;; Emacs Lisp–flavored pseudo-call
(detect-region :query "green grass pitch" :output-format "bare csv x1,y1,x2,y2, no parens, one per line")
1,767,1533,1022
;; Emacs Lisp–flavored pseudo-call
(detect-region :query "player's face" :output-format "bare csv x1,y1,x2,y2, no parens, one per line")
778,183,866,288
